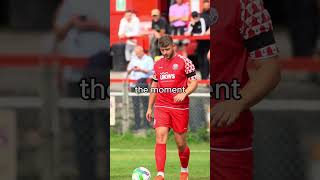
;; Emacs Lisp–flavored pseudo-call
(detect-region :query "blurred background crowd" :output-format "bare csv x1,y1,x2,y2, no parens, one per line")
111,0,211,80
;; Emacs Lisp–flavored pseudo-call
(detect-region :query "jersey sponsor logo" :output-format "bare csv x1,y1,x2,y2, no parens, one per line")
160,72,176,80
172,64,179,70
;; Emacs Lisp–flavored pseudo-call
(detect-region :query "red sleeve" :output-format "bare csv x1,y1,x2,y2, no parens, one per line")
152,71,158,82
179,55,197,80
152,64,158,82
240,0,279,60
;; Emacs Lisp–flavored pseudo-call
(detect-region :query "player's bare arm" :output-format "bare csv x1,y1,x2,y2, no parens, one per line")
239,57,281,110
174,79,198,102
146,81,158,121
211,57,281,127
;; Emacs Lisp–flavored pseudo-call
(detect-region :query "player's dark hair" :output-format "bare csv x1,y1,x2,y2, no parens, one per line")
158,35,173,48
203,0,209,3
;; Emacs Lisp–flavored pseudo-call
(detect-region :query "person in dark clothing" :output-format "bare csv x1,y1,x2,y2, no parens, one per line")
201,0,212,34
185,11,206,36
196,0,211,80
150,9,170,58
284,0,319,82
69,51,110,180
285,0,319,57
185,8,211,80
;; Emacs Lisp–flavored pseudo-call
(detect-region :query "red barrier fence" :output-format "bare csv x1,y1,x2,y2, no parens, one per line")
1,54,319,70
0,54,319,84
117,34,210,51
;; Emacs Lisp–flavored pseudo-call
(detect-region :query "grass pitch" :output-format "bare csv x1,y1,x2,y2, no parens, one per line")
110,130,210,179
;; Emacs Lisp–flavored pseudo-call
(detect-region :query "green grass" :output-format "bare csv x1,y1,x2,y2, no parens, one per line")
110,129,210,179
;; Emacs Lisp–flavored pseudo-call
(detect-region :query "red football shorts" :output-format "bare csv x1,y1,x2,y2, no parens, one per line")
211,149,253,180
153,106,189,133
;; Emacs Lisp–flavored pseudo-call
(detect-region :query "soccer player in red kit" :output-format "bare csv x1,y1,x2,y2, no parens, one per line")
210,0,281,180
146,35,198,180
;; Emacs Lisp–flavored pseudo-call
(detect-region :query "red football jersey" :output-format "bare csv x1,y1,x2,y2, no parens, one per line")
152,54,197,109
211,0,278,149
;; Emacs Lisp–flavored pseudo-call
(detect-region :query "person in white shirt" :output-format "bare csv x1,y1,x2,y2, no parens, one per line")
54,0,109,82
54,0,108,57
118,10,141,62
127,46,154,131
53,1,109,180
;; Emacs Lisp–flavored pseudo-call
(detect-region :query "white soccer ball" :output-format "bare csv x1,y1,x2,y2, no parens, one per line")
132,167,151,180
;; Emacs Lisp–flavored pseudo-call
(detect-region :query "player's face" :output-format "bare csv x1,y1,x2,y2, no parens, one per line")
160,45,175,59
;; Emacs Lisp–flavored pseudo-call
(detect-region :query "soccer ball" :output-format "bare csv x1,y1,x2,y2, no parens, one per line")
132,167,151,180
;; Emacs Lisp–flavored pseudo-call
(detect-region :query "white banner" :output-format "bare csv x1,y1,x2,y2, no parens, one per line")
116,0,126,12
110,96,116,126
190,0,200,13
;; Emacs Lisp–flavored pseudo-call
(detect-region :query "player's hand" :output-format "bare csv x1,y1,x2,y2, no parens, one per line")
146,108,153,122
211,100,244,128
173,93,187,102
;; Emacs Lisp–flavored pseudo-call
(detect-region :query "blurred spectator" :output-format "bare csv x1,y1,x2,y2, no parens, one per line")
169,0,190,57
185,11,206,36
150,9,170,58
118,10,141,62
285,0,319,57
185,10,209,80
53,0,109,180
127,46,154,131
284,0,319,82
53,0,108,57
201,0,211,35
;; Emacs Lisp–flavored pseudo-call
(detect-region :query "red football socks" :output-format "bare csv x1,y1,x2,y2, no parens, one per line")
155,144,166,172
178,145,190,168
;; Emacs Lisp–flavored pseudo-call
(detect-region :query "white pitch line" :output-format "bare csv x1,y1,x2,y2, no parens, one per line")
110,148,209,153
